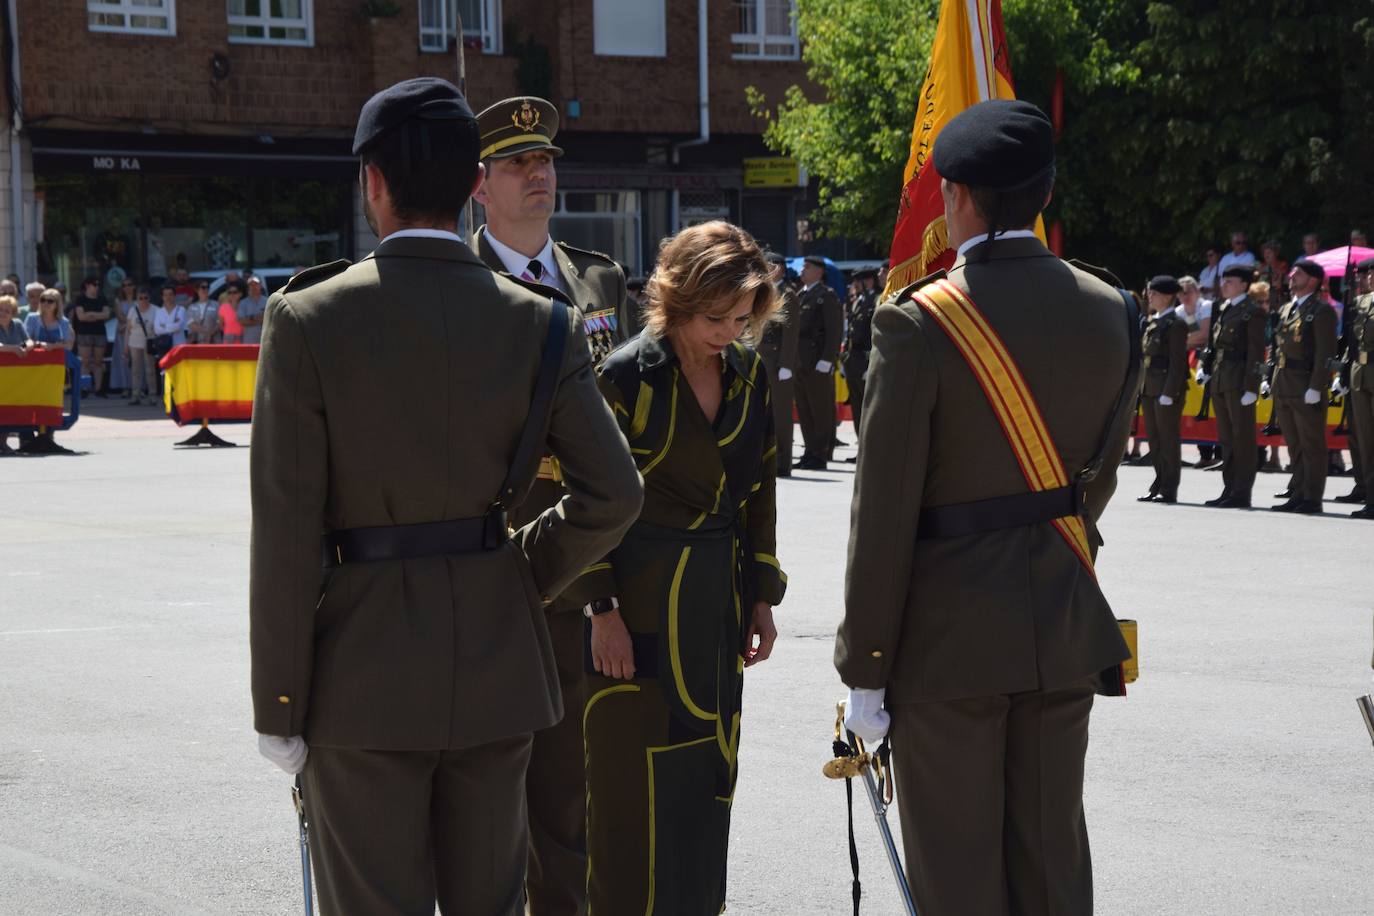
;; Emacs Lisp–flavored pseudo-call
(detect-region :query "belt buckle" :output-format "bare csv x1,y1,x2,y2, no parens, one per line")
1277,354,1286,369
1362,352,1369,365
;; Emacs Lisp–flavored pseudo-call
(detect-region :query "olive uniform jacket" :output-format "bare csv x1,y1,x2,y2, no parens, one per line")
844,288,878,382
1208,294,1267,395
1350,293,1374,393
796,282,843,367
757,282,801,377
473,224,636,611
835,236,1132,702
249,235,643,751
1141,309,1188,399
1272,294,1338,399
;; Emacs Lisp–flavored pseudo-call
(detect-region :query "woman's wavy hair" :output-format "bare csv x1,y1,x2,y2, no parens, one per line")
642,221,779,343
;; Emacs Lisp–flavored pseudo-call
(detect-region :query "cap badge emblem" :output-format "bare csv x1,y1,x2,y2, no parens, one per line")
513,101,540,131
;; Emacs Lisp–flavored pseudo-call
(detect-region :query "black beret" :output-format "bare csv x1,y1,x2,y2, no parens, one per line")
803,255,827,269
933,100,1055,191
353,77,475,156
764,251,786,266
852,267,878,279
1148,275,1181,295
1292,258,1325,281
1357,258,1374,272
1221,265,1254,281
626,276,646,291
477,97,563,160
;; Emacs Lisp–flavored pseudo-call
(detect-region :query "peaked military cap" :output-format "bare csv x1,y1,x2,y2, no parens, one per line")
1148,275,1181,295
852,266,879,279
1221,264,1254,281
353,77,475,156
933,99,1055,191
477,96,563,160
803,255,827,268
1292,257,1325,281
1357,257,1374,272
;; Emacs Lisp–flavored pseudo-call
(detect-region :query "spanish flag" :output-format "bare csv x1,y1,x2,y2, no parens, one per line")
160,345,259,425
884,0,1027,295
0,349,66,427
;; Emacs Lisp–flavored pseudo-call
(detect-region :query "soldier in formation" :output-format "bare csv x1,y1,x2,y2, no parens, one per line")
1199,264,1267,508
1341,258,1374,518
758,251,801,477
1138,275,1188,504
792,255,843,471
843,266,878,446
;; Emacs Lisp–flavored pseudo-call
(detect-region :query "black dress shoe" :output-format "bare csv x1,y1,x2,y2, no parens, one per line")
1137,492,1161,503
1274,490,1292,500
1271,498,1301,512
1159,494,1177,504
843,456,857,463
1201,460,1225,471
776,468,791,479
1204,492,1231,507
793,457,825,471
1217,495,1251,508
1294,499,1322,515
1351,506,1374,519
1334,490,1367,504
833,438,850,448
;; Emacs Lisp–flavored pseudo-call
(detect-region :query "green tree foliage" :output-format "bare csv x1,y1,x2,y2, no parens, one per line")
751,0,1372,283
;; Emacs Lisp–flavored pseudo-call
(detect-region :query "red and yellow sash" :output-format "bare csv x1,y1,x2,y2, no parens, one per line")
911,278,1095,576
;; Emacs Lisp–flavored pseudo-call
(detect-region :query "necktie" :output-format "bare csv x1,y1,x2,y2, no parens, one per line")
522,259,543,283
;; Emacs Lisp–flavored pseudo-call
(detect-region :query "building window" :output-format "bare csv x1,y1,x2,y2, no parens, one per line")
592,0,665,58
228,0,313,46
732,0,798,60
418,0,501,55
550,191,643,276
88,0,176,36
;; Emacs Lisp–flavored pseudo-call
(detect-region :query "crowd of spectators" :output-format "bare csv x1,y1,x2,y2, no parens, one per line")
0,267,276,454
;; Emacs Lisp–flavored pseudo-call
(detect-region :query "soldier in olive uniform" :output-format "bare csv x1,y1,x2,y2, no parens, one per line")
1342,258,1374,518
1200,265,1267,508
1138,276,1188,504
470,96,637,915
793,255,843,470
759,252,801,477
1333,259,1372,508
836,101,1135,915
1267,258,1338,513
843,266,878,442
249,79,642,915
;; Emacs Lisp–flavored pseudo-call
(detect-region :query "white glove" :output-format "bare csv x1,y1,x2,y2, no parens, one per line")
843,687,890,744
1158,395,1173,406
815,360,833,374
1260,380,1271,398
1332,378,1349,398
258,733,308,774
1195,369,1210,385
778,368,793,381
1240,391,1258,407
1304,388,1321,406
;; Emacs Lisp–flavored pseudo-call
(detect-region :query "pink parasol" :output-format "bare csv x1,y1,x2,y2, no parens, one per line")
1309,246,1374,277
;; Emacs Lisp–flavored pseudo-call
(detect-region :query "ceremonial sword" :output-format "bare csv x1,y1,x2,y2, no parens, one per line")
291,775,315,916
824,703,918,916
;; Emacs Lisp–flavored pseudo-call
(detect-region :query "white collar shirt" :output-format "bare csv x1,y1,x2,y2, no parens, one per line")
956,228,1040,260
484,231,562,292
383,227,465,244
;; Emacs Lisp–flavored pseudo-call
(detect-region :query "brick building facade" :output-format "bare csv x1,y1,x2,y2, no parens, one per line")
3,0,821,289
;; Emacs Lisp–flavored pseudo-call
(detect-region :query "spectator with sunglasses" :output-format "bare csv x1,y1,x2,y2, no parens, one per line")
24,288,73,350
186,280,221,344
125,287,159,405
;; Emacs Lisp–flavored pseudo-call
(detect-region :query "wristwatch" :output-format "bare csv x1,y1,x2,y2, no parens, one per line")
583,597,620,619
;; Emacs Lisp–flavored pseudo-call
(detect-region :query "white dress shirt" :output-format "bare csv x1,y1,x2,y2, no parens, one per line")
482,231,563,293
956,228,1040,260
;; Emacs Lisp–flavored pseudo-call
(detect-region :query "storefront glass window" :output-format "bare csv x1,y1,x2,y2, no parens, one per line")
551,191,642,275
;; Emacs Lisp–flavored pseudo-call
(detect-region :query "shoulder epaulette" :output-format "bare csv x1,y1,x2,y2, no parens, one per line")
1066,258,1124,290
892,269,947,304
281,259,350,293
555,240,617,266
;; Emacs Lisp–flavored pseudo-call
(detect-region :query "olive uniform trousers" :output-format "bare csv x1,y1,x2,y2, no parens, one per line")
890,677,1098,916
1352,389,1374,502
1212,389,1258,499
771,374,795,470
795,365,835,464
303,737,532,916
1141,395,1183,499
1276,395,1329,501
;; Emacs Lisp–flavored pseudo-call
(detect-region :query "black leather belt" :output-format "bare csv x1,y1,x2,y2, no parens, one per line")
322,509,509,568
917,482,1083,540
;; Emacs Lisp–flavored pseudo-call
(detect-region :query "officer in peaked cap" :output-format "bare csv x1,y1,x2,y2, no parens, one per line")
793,254,843,469
758,251,801,476
843,266,880,444
470,94,640,916
836,99,1138,915
1342,257,1374,517
250,77,642,915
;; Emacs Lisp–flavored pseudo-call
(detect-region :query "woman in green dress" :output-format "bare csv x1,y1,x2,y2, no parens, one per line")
574,221,786,915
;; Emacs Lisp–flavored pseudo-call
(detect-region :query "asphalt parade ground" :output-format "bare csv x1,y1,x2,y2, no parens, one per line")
2,404,1372,915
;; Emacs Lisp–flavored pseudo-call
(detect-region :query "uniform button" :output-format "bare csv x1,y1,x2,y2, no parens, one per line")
870,650,883,659
277,695,291,704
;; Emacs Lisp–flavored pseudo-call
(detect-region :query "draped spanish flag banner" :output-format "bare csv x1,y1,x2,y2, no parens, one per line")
0,349,66,427
884,0,1039,296
160,345,259,425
